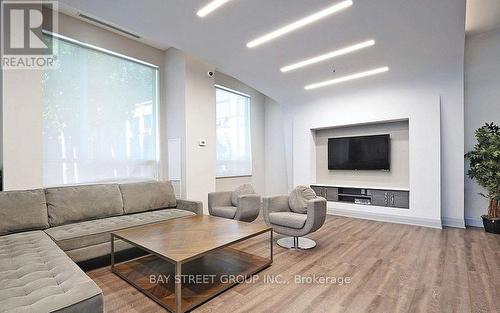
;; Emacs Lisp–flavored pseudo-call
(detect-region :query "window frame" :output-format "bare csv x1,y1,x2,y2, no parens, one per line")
42,31,160,187
215,85,253,179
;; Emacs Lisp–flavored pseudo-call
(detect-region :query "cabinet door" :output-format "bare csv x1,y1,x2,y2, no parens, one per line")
391,191,409,209
370,190,389,206
325,187,338,201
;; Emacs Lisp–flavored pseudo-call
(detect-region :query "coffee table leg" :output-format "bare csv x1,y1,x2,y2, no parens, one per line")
270,230,273,263
111,234,115,270
175,262,182,313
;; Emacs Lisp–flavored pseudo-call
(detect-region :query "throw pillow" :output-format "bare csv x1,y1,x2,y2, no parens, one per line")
231,184,255,206
289,185,317,214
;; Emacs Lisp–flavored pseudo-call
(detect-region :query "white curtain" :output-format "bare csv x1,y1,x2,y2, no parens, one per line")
42,35,158,186
215,87,252,178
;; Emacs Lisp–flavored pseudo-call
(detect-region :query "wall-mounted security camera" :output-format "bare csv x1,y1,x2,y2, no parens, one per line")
207,71,214,78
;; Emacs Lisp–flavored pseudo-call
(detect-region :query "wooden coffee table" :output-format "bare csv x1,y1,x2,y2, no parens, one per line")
111,215,273,313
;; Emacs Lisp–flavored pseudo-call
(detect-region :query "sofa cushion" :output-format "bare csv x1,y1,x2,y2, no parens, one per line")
0,189,49,235
0,231,102,313
45,184,124,226
269,212,307,229
119,181,177,214
45,209,195,252
231,184,255,206
289,185,316,214
211,206,237,219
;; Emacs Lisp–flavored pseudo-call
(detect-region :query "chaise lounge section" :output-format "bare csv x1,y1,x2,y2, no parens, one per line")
0,231,103,313
0,181,202,313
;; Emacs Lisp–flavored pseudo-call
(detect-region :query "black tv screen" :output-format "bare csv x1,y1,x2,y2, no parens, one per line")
328,134,390,170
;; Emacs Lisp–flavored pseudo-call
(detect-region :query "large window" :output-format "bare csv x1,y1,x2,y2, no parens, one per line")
42,34,158,186
215,86,252,178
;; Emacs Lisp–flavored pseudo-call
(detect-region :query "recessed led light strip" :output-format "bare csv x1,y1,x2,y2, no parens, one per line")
281,40,375,73
197,0,233,17
305,66,389,90
246,0,353,48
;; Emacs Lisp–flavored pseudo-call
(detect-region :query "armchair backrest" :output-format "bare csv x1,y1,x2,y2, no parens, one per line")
208,191,233,216
263,195,290,212
231,184,256,206
262,195,290,226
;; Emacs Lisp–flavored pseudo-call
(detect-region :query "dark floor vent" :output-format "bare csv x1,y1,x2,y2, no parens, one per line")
78,13,141,39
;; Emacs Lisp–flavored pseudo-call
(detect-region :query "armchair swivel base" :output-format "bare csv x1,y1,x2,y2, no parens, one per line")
277,237,316,249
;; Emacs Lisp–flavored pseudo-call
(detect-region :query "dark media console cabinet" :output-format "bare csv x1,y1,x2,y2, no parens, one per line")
310,184,410,209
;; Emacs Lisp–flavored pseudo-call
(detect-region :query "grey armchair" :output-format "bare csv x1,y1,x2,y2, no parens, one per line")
208,185,261,222
263,192,327,249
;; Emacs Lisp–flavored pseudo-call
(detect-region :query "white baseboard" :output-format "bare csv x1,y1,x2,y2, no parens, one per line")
441,217,465,229
327,207,442,229
465,217,484,228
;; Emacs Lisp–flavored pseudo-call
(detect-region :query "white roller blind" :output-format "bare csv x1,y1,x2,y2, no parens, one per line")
42,34,159,186
215,87,252,178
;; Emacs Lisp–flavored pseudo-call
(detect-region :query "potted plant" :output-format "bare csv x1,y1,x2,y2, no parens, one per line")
465,122,500,234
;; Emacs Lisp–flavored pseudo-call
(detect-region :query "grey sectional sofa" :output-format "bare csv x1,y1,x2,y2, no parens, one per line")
0,181,203,313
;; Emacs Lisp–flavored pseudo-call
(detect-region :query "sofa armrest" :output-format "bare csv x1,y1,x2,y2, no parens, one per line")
208,191,233,215
304,197,327,233
235,194,261,222
176,199,203,215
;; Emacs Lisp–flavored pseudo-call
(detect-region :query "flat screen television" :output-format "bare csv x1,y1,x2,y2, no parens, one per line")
328,134,390,170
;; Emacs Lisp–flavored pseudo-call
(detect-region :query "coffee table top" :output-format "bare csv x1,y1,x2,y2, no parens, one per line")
112,215,271,263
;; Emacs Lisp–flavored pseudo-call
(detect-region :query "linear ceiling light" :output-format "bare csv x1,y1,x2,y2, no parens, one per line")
197,0,233,17
281,40,375,73
305,66,389,90
246,0,353,48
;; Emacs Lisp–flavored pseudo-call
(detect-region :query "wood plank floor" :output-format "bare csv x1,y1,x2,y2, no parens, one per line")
86,216,500,313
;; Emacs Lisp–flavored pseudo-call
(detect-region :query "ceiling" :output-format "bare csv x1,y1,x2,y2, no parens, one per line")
56,0,466,106
466,0,500,35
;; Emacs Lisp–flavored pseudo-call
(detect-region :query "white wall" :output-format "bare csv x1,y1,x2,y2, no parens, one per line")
150,47,219,210
163,48,187,192
315,121,409,189
290,92,442,228
264,98,289,196
184,54,216,210
465,28,500,227
2,69,44,190
1,4,45,190
214,72,266,195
